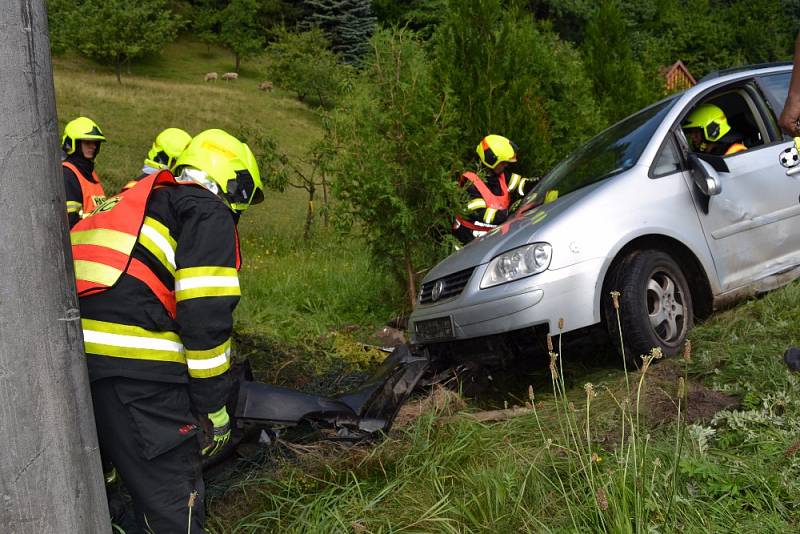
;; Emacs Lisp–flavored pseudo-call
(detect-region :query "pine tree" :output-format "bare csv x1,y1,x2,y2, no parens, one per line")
434,0,602,177
302,0,377,64
582,0,655,123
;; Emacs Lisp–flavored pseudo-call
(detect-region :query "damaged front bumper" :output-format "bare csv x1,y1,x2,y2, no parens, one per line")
234,344,430,436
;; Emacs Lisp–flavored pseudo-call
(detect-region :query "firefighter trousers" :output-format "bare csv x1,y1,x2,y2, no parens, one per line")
91,377,206,533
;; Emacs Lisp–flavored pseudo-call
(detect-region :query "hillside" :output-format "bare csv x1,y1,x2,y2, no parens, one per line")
54,38,401,359
53,38,800,533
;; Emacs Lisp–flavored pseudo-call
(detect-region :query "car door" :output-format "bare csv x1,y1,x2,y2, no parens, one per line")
686,81,800,292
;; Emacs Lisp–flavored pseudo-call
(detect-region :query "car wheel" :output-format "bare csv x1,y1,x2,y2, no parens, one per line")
604,250,693,366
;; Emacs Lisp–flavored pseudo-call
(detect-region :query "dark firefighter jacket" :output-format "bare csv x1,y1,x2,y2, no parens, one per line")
73,174,240,414
452,168,533,243
63,153,106,228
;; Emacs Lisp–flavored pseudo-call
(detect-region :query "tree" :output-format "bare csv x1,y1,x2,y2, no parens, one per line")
267,27,352,107
241,126,334,240
190,0,226,53
433,0,601,178
303,0,377,64
582,0,660,123
372,0,445,39
52,0,182,83
330,28,460,308
217,0,266,72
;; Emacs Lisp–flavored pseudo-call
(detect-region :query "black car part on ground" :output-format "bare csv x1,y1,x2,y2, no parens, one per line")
235,343,429,435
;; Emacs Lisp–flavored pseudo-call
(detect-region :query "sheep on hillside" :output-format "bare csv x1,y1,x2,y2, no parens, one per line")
258,80,273,91
204,72,218,82
221,72,239,81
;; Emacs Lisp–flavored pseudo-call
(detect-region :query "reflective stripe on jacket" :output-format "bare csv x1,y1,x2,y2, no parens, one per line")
63,160,106,217
71,170,179,317
454,171,510,232
74,176,241,412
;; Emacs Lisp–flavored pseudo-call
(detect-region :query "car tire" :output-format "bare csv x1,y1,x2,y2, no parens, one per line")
603,250,693,366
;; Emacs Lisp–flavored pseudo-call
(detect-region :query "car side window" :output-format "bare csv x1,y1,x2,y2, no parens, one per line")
680,89,766,158
757,72,790,118
651,136,682,177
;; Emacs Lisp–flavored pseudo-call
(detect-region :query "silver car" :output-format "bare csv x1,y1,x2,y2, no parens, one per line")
410,63,797,363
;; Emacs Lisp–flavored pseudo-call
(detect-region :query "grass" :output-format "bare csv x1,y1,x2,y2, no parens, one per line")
208,282,800,532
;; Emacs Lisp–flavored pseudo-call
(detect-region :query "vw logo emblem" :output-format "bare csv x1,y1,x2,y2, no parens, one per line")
431,279,445,302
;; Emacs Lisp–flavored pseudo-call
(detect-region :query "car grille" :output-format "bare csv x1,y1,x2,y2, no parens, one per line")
419,267,475,304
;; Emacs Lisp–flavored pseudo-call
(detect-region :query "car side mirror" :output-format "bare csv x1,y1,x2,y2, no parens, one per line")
688,153,722,197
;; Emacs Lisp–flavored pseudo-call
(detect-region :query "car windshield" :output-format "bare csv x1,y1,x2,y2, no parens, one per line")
516,97,676,211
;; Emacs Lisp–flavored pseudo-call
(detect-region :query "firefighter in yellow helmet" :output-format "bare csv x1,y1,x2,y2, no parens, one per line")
452,134,535,245
681,103,747,157
71,129,263,533
121,127,193,191
61,117,107,228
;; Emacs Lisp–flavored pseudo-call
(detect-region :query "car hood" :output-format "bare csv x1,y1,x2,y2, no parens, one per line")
425,181,608,282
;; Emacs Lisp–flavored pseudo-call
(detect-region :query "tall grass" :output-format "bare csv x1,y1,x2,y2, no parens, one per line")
211,283,800,532
236,227,403,345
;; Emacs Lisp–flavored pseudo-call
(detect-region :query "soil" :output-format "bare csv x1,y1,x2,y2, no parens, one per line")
636,360,739,425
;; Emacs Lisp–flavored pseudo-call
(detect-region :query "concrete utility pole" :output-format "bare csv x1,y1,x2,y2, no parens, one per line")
0,1,110,532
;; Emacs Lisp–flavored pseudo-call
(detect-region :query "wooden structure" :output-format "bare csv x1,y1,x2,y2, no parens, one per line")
661,60,697,92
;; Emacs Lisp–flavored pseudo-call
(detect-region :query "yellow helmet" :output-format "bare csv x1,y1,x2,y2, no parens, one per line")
173,129,264,213
62,117,106,155
145,128,192,170
682,104,730,142
476,134,518,169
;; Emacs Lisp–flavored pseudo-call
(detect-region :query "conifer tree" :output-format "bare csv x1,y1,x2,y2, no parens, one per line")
303,0,377,64
434,0,601,177
582,0,655,123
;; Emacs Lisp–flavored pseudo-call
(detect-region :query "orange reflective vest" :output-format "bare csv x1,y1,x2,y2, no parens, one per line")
63,161,106,215
71,170,179,318
724,142,747,156
454,171,511,232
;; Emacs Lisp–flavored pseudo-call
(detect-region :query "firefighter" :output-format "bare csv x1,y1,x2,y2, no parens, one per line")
71,129,263,533
452,134,534,245
61,116,107,227
681,103,747,157
121,127,192,191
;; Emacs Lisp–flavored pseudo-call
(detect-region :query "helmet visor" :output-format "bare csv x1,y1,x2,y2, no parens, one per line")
228,169,264,210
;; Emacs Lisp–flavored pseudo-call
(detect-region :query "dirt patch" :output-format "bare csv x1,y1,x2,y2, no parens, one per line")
637,360,739,425
392,385,466,429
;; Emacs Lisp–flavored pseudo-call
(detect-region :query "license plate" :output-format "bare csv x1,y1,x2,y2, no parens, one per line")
414,316,454,341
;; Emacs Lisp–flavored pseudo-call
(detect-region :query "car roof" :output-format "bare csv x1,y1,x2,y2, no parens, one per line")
698,61,793,83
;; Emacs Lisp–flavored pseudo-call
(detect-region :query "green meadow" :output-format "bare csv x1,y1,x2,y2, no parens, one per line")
55,40,800,532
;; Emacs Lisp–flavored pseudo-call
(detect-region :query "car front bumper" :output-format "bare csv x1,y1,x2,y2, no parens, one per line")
409,257,604,344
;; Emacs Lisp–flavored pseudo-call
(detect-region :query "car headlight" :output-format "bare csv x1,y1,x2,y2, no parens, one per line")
480,243,552,289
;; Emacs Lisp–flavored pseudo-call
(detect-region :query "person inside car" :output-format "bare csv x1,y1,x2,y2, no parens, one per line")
681,103,747,157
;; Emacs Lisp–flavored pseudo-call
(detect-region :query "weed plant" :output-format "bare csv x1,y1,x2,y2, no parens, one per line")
211,284,800,532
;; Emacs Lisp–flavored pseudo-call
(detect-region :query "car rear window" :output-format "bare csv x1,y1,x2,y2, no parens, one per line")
758,72,791,117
